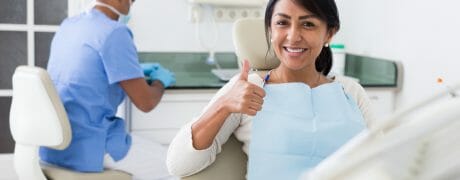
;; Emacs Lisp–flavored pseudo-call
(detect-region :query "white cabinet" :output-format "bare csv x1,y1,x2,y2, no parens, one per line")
128,88,397,144
129,89,218,145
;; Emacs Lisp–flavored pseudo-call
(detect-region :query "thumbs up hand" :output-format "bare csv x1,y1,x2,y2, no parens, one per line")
220,60,266,116
239,59,250,81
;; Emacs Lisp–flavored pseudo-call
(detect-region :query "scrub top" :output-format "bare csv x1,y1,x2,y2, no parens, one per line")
39,8,144,172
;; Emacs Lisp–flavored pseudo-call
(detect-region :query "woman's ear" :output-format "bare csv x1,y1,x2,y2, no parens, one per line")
268,28,273,43
325,27,337,45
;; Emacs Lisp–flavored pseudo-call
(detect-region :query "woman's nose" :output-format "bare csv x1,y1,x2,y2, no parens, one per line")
287,26,302,43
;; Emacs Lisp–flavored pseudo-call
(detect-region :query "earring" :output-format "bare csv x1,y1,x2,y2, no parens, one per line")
324,43,329,47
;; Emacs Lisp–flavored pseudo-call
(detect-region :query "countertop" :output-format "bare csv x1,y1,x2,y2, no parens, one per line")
139,52,400,89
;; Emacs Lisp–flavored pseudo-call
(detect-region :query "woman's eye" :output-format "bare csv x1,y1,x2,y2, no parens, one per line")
303,22,315,28
275,20,288,26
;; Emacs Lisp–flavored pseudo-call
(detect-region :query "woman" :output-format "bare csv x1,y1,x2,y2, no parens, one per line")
167,0,375,179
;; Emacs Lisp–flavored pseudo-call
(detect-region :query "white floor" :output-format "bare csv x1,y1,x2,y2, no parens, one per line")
0,154,18,180
0,152,178,180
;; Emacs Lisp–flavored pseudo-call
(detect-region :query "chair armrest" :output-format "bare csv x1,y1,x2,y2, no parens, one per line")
182,135,247,180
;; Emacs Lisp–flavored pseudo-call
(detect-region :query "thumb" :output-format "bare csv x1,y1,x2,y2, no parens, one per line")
239,59,250,81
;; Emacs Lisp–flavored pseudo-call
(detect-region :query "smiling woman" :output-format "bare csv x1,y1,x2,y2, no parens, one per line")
166,0,375,179
264,0,339,85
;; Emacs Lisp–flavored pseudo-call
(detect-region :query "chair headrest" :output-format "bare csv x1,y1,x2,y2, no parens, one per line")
9,66,71,150
233,18,280,71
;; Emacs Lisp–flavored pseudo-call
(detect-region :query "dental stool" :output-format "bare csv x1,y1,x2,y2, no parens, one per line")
9,66,132,180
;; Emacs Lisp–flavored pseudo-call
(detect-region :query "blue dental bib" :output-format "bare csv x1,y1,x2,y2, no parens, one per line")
248,82,365,180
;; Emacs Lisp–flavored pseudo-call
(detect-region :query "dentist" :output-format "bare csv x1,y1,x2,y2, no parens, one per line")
40,0,175,179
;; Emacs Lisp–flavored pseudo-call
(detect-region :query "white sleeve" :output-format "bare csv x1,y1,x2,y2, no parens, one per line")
166,75,242,177
336,76,378,129
353,86,377,129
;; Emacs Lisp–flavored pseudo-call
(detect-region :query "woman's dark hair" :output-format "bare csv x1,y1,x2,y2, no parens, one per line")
264,0,340,75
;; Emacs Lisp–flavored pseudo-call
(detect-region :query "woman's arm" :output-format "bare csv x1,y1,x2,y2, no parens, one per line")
191,62,265,149
167,61,265,176
166,80,240,177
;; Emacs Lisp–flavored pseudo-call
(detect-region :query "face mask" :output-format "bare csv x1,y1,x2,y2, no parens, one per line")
94,0,132,24
118,12,131,24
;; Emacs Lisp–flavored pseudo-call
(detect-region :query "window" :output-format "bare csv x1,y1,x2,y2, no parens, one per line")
0,0,67,153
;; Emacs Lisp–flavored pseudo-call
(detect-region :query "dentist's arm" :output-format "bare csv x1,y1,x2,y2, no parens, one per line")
120,79,165,112
191,60,265,150
120,64,176,112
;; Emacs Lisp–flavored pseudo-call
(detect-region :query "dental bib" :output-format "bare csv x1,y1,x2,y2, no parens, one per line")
248,81,365,180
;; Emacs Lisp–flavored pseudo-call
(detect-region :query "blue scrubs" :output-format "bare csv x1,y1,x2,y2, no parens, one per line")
39,9,144,172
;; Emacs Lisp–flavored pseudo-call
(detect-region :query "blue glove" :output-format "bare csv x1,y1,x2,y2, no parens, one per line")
149,64,176,88
140,63,160,76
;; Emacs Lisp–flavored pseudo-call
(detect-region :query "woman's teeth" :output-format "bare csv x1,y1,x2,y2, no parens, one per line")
285,47,306,53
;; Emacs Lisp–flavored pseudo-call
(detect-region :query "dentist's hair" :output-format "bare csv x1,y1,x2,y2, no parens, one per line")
264,0,340,76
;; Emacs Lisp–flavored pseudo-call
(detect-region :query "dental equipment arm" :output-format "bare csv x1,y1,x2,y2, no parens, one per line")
306,82,460,180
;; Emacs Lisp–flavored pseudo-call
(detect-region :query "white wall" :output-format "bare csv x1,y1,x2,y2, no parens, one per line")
130,0,460,110
129,0,236,52
336,0,460,109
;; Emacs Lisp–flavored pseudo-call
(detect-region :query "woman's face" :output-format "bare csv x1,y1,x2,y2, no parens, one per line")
270,0,334,71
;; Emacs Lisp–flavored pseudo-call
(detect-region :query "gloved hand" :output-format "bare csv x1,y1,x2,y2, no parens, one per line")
149,64,176,88
140,63,160,76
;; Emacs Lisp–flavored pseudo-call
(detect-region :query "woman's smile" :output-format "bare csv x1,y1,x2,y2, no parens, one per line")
283,46,308,57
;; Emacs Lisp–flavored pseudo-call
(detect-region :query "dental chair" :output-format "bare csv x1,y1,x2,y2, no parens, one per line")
9,66,131,180
305,83,460,179
182,18,279,180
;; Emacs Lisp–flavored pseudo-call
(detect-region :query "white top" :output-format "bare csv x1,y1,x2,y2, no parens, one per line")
166,73,376,177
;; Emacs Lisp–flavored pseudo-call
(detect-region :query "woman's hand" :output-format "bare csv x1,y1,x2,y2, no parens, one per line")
220,60,266,116
190,60,265,149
